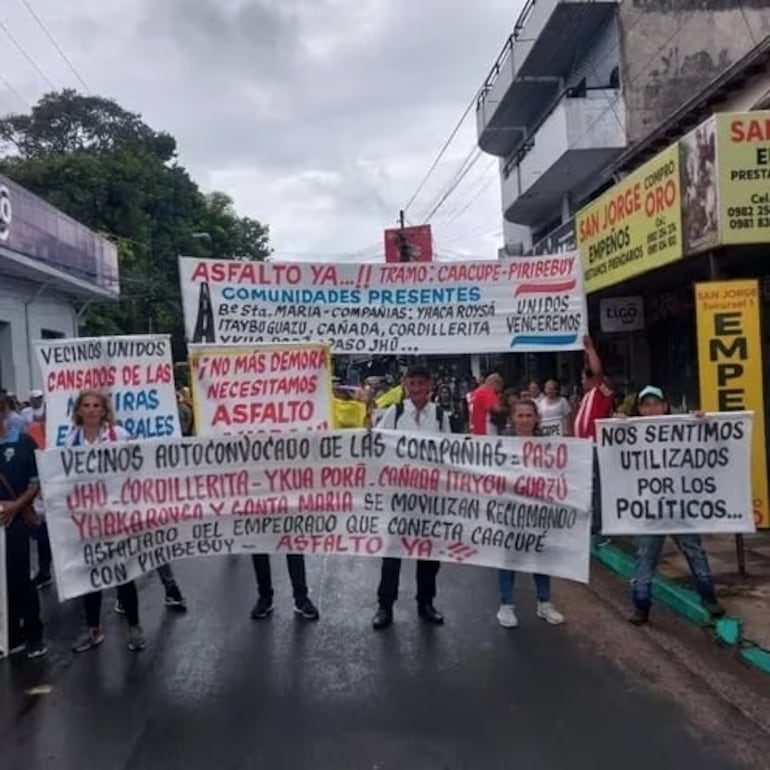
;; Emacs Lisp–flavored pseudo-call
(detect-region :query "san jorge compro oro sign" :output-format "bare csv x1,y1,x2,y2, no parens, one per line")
576,144,683,294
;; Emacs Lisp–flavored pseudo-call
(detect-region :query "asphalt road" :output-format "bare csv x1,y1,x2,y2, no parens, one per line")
3,554,770,770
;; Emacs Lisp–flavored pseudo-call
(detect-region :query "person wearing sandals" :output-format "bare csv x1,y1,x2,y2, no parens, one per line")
496,399,565,629
67,390,147,653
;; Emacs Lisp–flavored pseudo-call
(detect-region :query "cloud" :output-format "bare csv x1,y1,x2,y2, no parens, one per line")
0,0,516,258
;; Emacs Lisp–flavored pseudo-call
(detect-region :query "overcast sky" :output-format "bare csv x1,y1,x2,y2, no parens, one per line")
0,0,519,261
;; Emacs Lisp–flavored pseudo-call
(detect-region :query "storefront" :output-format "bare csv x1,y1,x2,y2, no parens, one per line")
575,109,770,528
0,174,119,396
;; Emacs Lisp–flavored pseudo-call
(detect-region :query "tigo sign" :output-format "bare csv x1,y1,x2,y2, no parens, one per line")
599,296,644,332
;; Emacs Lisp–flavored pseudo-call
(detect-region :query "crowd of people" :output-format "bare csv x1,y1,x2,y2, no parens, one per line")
0,335,726,659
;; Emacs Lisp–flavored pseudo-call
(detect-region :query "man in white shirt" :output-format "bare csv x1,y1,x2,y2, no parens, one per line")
373,364,447,630
21,390,45,425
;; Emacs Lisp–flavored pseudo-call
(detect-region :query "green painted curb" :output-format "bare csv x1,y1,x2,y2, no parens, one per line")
592,543,770,676
740,647,770,674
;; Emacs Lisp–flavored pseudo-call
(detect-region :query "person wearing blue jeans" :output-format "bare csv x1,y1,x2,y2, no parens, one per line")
630,533,724,625
496,570,564,628
627,385,726,626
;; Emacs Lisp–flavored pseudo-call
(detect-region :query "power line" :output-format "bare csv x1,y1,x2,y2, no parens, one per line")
0,73,30,109
18,0,89,92
0,15,56,89
403,98,477,215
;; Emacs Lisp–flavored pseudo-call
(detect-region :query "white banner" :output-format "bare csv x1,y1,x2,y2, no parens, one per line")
597,413,756,535
38,430,594,600
178,255,588,355
36,335,181,447
188,342,333,433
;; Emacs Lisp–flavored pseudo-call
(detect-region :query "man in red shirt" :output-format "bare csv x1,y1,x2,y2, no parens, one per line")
469,374,505,436
573,336,614,539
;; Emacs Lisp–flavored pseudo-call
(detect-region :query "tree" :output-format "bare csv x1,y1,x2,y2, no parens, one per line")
0,90,271,359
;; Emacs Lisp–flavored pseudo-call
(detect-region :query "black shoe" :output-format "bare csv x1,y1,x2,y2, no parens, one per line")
294,597,320,621
33,572,52,589
628,607,650,626
372,606,393,630
418,604,444,625
703,598,726,618
250,597,274,620
164,585,188,612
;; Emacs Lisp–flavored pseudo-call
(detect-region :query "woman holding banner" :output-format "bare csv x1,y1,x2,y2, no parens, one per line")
68,390,148,653
496,399,565,629
626,386,726,626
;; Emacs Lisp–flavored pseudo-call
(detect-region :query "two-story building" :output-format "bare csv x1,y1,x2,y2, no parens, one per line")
0,173,119,397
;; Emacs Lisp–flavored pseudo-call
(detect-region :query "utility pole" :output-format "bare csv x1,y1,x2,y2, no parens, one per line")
399,209,405,230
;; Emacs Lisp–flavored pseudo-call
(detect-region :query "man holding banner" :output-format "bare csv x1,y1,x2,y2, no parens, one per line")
372,364,447,630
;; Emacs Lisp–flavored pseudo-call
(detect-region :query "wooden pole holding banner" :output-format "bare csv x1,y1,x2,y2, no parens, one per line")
707,252,748,577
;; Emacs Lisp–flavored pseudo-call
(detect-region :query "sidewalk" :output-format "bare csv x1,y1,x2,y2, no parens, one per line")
594,532,770,673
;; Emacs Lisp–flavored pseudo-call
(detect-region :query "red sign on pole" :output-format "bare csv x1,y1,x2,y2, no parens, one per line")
384,224,433,263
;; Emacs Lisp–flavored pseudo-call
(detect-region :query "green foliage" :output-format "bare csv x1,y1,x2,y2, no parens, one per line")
0,89,271,359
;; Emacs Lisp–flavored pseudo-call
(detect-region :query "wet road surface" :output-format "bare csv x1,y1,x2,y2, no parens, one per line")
3,555,770,769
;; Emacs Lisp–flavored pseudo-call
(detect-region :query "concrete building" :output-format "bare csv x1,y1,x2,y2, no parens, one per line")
0,173,119,397
477,0,770,256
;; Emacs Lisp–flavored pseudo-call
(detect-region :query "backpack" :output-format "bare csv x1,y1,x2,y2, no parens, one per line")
394,401,448,432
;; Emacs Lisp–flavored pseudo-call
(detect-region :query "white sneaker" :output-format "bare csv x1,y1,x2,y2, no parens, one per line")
496,604,519,628
537,601,565,625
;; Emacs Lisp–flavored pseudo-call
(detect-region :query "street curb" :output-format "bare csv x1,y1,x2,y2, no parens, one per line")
591,543,770,676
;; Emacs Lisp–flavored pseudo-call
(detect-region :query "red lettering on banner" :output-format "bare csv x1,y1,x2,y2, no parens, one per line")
211,400,315,426
730,117,770,143
311,264,339,286
401,537,433,558
190,261,303,285
522,441,568,470
276,533,382,554
47,365,117,392
506,257,575,281
512,475,568,503
319,465,366,488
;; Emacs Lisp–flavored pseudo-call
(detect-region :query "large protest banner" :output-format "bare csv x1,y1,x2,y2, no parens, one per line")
188,342,333,433
178,255,588,355
36,335,181,447
596,413,755,536
38,430,593,600
576,144,682,294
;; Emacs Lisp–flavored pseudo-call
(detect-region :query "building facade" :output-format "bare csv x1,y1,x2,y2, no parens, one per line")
0,173,119,397
477,0,770,257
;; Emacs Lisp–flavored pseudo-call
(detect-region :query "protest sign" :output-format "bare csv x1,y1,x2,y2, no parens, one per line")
178,255,588,355
596,413,755,535
38,430,593,600
695,280,769,527
188,343,333,434
576,144,682,294
36,335,181,447
539,417,564,437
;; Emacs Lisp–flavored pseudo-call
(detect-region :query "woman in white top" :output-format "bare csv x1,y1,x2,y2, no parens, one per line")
537,379,572,437
67,390,147,653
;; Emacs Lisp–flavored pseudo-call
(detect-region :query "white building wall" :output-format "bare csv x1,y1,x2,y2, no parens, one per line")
0,274,77,396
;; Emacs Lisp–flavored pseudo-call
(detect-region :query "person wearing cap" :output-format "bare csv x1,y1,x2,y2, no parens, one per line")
372,364,447,630
21,390,45,426
627,385,726,625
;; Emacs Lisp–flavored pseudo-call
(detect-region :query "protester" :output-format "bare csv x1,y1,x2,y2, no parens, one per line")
469,373,505,436
435,383,465,433
21,389,45,426
573,336,614,542
2,392,25,432
0,393,47,657
528,380,544,404
249,554,320,621
25,417,53,589
538,379,572,435
67,390,147,652
627,386,726,625
372,364,448,630
496,399,565,628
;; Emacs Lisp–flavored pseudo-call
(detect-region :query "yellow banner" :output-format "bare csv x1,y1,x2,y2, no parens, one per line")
695,280,769,528
716,111,770,245
577,144,682,294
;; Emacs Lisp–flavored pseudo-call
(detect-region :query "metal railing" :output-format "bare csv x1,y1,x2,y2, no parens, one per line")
476,0,539,110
